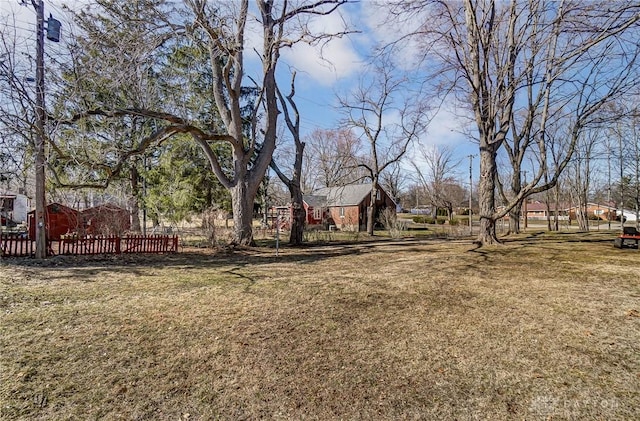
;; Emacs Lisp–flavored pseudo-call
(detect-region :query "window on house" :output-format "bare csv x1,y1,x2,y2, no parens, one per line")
340,207,345,218
376,189,381,200
1,198,14,213
313,208,322,220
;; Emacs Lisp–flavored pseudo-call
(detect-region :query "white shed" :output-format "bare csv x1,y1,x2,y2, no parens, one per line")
1,191,29,224
621,209,638,222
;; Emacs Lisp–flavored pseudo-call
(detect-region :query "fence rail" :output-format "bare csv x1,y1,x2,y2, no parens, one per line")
0,234,38,258
1,234,179,258
122,235,179,254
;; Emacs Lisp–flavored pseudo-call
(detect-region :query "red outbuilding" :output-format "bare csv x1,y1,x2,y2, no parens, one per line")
28,202,80,240
81,204,131,236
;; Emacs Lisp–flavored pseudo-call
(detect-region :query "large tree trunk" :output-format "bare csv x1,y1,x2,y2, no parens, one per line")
367,204,375,235
544,187,552,231
508,205,521,234
270,165,306,246
506,171,523,234
130,165,141,232
553,184,560,231
367,181,378,235
231,182,255,246
289,184,306,246
476,148,500,245
577,200,589,231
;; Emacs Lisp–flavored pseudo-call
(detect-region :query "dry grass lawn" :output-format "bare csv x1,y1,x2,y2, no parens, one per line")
1,231,639,420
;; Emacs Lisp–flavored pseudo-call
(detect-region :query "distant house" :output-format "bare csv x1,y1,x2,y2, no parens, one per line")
28,203,80,240
501,201,620,222
301,194,328,226
524,201,568,220
81,204,131,235
566,203,619,221
304,183,396,231
619,209,638,223
1,191,29,226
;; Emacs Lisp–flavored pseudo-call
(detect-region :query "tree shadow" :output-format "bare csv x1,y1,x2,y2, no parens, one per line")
1,231,622,279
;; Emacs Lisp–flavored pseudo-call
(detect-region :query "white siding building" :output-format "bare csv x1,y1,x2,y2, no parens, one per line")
1,191,30,224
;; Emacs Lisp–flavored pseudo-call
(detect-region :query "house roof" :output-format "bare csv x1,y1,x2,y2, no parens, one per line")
0,192,18,198
302,194,327,208
27,202,78,215
565,202,617,211
526,201,567,212
310,184,374,207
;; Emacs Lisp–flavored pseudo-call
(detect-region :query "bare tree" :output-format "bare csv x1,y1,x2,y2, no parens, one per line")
608,104,640,229
544,122,572,231
383,0,640,245
413,144,461,220
0,12,37,198
630,118,640,229
269,72,306,246
302,128,362,191
566,128,601,230
57,0,349,245
379,160,409,206
338,58,427,235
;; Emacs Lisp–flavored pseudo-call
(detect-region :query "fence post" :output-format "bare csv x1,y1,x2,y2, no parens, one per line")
2,233,180,257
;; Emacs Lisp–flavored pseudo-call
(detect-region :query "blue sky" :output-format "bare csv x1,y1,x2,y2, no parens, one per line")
1,0,480,182
259,0,478,181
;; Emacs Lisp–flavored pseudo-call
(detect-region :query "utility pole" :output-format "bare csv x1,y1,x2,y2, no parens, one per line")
468,154,475,235
607,140,612,231
34,0,46,259
522,170,528,231
619,126,624,232
636,127,640,230
29,0,60,259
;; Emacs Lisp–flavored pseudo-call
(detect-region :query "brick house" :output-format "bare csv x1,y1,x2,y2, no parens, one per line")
301,194,327,226
566,202,618,221
524,201,569,220
304,183,396,231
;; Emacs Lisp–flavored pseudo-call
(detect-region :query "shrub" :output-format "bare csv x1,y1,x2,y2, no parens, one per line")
379,208,406,239
413,216,435,224
436,218,446,225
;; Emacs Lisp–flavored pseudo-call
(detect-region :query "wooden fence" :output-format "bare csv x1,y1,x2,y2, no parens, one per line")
1,234,179,258
0,234,39,257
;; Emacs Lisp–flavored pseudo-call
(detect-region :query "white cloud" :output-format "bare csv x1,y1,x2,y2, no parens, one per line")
245,4,362,86
423,106,472,147
405,104,478,180
359,1,427,71
283,7,363,85
280,35,362,86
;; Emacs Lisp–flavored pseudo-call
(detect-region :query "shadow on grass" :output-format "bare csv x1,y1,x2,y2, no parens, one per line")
0,237,459,275
0,243,364,271
1,231,623,277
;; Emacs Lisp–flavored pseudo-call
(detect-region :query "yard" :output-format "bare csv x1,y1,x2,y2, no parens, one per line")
1,231,639,420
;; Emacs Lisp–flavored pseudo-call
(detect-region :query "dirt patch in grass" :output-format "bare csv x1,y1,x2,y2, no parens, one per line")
1,231,639,420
